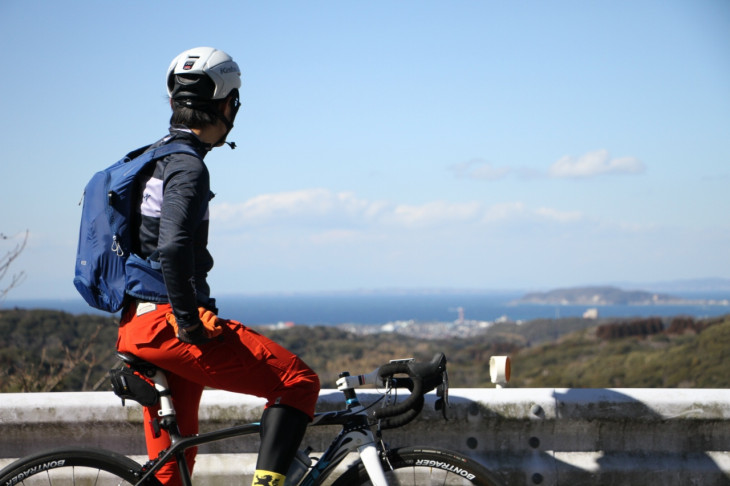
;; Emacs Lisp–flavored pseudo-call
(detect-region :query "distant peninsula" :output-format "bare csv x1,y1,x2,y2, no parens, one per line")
515,286,688,306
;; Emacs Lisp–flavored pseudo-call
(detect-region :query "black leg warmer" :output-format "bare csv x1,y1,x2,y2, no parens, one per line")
256,404,310,474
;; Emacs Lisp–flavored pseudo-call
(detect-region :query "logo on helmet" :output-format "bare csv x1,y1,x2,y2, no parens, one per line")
183,61,195,70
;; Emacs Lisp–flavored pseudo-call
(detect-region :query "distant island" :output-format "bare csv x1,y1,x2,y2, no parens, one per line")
516,286,696,306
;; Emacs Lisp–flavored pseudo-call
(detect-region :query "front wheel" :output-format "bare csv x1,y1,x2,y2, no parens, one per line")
330,446,502,486
0,448,161,486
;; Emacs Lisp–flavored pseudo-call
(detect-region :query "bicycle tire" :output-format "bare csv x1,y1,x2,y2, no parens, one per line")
0,447,161,486
329,446,502,486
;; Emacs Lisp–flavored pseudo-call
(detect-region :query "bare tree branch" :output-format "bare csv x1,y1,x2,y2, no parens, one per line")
0,230,29,302
41,325,105,392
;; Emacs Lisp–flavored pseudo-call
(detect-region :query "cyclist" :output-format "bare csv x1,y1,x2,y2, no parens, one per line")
116,46,320,486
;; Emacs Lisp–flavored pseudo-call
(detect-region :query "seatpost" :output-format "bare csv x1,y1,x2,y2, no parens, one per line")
151,369,175,419
150,369,193,486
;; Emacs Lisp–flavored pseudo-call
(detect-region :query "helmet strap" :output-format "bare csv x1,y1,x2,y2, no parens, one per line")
213,94,240,149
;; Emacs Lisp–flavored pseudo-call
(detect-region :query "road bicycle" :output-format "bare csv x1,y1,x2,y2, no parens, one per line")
0,351,502,486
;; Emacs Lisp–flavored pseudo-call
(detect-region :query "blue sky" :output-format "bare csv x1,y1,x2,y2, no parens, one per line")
1,1,728,300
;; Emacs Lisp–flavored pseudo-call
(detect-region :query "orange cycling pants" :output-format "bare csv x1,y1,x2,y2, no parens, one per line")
116,302,320,486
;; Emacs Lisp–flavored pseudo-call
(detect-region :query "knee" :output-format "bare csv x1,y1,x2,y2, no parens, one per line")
298,368,321,407
283,367,320,418
306,369,320,391
294,359,320,392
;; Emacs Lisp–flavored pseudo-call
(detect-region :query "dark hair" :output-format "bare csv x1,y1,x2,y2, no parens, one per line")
170,100,221,129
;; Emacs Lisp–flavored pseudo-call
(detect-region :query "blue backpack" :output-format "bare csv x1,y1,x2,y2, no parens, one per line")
73,142,200,312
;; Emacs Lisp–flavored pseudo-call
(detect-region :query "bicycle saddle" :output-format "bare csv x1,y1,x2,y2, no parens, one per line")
116,352,159,374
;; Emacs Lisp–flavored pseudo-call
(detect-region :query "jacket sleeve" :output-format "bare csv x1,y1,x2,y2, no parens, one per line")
157,155,209,329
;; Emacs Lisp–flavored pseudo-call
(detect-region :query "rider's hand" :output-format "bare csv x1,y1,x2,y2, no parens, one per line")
166,308,224,345
198,308,224,337
176,322,212,345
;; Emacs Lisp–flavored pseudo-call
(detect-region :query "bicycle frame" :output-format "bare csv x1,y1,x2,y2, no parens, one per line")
132,367,391,486
0,352,495,486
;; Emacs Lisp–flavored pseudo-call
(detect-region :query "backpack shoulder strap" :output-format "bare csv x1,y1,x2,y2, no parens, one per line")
144,142,201,161
112,142,201,180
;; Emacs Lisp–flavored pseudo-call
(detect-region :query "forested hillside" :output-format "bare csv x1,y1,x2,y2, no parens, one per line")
0,308,728,392
510,315,730,388
0,309,118,392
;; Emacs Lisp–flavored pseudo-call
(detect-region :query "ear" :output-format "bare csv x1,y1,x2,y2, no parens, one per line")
222,94,235,108
219,96,233,117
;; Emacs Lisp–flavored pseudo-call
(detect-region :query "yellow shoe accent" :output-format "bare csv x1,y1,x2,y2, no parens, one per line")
251,469,286,486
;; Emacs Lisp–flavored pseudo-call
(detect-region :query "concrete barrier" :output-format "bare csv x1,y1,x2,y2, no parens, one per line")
1,388,729,485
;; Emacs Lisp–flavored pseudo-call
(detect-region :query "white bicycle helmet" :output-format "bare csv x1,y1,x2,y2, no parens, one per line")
167,47,241,101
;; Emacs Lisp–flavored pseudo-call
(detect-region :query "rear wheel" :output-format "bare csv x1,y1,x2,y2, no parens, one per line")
330,446,502,486
0,448,161,486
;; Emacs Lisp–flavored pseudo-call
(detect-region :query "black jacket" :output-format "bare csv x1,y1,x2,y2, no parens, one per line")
135,127,216,328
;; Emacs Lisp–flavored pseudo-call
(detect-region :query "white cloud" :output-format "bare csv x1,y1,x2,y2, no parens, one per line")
450,150,644,182
211,189,587,234
548,149,645,178
534,207,584,223
389,201,482,228
212,189,385,227
213,190,487,230
307,229,365,244
480,202,526,223
450,159,511,181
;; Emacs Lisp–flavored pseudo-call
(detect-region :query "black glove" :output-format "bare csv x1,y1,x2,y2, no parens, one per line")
176,323,212,345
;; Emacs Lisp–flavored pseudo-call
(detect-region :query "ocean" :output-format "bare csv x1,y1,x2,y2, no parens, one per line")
6,291,729,326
